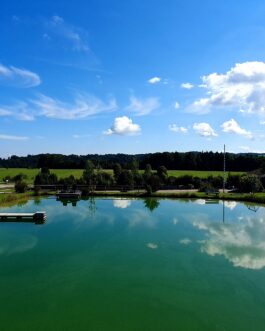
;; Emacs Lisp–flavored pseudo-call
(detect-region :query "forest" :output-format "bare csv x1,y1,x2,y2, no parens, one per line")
0,151,264,172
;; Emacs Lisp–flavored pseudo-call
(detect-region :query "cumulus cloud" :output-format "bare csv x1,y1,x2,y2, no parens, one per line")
221,119,252,138
0,134,29,140
125,96,160,116
104,116,141,136
148,76,161,84
193,122,217,137
190,61,265,115
45,15,89,52
169,124,188,133
181,82,194,89
32,93,117,120
0,64,41,88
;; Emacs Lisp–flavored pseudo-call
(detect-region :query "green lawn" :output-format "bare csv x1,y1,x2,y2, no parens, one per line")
166,170,245,178
0,168,245,184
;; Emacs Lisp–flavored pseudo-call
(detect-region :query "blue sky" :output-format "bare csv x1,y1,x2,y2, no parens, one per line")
1,0,265,157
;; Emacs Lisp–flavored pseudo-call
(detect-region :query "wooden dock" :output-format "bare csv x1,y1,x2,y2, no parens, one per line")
0,211,46,224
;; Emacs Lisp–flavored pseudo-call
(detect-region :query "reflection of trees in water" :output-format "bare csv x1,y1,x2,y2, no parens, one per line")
34,198,41,205
87,197,96,217
144,198,160,212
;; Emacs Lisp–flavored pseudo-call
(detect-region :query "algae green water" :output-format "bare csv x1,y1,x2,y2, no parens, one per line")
1,197,265,331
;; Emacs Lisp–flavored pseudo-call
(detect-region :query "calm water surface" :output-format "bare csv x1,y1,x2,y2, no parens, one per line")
0,197,265,331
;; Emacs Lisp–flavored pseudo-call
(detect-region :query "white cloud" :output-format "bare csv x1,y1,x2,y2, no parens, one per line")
0,93,117,121
125,96,160,116
181,82,194,89
169,124,188,134
0,64,41,88
0,102,34,121
72,134,90,139
190,61,265,115
32,93,117,120
221,119,252,138
174,101,180,109
0,134,29,141
104,116,141,136
239,146,265,153
193,122,217,137
46,15,89,52
148,76,161,84
260,120,265,125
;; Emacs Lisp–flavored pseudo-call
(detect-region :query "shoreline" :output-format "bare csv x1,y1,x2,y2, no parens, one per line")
1,190,265,207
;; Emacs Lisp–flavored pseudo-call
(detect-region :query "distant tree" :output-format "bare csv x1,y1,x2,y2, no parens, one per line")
157,166,168,183
96,171,114,187
144,164,152,181
113,163,122,182
41,167,50,175
117,170,134,187
34,168,58,185
83,160,96,186
147,174,161,192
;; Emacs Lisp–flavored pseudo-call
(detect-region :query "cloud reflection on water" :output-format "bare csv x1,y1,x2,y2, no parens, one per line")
193,213,265,270
113,199,131,209
0,232,38,256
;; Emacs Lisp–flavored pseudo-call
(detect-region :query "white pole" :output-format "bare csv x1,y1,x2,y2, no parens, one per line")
223,144,226,193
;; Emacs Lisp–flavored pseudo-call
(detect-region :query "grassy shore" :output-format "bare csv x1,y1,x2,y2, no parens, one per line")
0,168,245,184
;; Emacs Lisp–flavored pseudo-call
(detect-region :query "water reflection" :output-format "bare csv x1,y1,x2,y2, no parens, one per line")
0,232,38,255
113,199,131,209
193,212,265,270
57,198,80,207
143,198,160,212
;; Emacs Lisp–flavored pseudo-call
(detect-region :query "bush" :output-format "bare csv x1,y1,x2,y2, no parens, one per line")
238,175,263,193
15,180,28,193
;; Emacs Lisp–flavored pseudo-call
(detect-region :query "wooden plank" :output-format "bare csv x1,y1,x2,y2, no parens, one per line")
0,213,35,217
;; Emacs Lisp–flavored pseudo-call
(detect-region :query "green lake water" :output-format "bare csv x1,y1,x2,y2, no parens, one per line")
1,197,265,331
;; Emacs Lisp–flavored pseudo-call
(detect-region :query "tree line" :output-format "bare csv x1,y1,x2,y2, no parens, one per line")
1,151,265,171
31,161,264,194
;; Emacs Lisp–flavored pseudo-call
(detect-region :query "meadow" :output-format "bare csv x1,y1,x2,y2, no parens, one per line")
0,168,245,184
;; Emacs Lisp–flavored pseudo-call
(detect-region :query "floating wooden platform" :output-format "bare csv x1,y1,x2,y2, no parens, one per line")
0,211,46,224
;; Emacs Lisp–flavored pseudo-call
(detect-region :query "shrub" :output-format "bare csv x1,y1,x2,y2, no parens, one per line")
15,180,28,193
238,175,263,193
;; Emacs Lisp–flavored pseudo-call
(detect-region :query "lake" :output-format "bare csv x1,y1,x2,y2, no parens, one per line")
0,197,265,331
